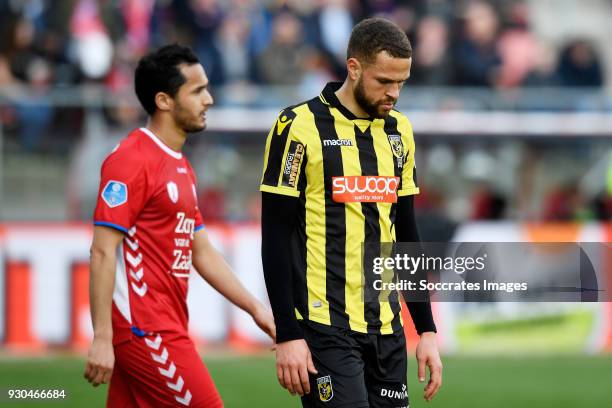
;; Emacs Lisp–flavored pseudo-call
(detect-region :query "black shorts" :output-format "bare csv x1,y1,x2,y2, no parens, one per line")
300,321,409,408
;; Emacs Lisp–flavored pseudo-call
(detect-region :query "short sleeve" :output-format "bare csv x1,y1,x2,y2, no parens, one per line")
260,108,306,198
93,151,149,233
194,202,205,232
396,117,420,197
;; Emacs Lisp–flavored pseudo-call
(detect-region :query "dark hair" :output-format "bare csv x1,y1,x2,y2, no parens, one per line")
134,44,200,115
347,18,412,64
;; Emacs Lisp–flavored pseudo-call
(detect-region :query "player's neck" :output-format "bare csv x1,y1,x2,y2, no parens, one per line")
145,117,186,152
335,80,369,118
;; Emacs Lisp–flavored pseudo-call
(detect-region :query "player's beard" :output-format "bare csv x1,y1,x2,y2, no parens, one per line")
354,76,396,119
174,101,206,133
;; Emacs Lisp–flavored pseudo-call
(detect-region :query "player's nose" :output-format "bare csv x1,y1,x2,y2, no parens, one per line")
202,90,214,108
386,84,400,100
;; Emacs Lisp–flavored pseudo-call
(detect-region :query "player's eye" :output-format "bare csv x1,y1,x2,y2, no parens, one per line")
193,86,207,95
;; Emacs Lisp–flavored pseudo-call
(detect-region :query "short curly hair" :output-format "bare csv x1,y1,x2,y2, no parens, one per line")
347,18,412,65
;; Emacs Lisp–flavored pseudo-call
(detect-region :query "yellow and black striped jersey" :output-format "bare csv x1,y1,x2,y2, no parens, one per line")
260,82,420,335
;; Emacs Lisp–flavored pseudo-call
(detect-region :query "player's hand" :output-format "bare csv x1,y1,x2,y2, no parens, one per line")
84,336,114,387
275,339,318,397
251,302,276,341
416,331,442,402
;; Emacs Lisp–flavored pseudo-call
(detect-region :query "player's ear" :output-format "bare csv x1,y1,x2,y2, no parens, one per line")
347,57,362,81
155,92,173,112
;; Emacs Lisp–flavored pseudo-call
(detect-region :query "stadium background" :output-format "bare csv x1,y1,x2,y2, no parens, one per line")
0,0,610,407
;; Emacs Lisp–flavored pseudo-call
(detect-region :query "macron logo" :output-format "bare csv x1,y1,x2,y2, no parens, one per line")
177,167,188,174
323,139,353,147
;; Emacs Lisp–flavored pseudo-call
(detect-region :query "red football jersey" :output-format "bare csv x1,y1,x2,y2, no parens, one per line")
93,127,204,345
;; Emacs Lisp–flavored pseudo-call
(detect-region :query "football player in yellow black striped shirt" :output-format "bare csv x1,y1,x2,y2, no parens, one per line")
261,18,443,407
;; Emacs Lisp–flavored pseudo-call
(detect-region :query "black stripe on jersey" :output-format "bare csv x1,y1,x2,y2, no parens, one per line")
355,124,383,332
293,153,309,320
262,108,297,186
383,115,404,333
307,98,350,329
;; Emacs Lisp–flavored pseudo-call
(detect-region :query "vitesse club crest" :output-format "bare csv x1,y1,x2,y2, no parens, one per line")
388,134,404,159
317,375,333,402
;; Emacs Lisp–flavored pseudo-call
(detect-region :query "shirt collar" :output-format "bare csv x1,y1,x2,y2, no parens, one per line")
140,127,183,160
320,81,374,121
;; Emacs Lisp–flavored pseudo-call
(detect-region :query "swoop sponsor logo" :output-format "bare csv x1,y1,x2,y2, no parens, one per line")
332,176,399,203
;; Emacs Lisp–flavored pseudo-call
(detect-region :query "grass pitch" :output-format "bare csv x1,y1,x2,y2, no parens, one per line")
0,354,610,407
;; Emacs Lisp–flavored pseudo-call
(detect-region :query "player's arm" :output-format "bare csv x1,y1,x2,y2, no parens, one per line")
191,228,275,341
85,148,148,386
259,108,316,397
84,225,124,387
261,192,317,397
396,196,437,334
394,119,438,336
396,195,443,401
261,193,302,342
395,116,443,400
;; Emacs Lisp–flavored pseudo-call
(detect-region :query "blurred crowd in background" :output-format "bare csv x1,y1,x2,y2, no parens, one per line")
0,0,610,226
0,0,607,91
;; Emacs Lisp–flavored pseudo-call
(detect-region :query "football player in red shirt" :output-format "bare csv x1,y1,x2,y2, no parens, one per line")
84,44,275,407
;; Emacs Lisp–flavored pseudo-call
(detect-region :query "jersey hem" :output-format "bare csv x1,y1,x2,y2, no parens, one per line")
260,184,301,197
305,312,402,335
397,187,420,197
94,221,129,234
